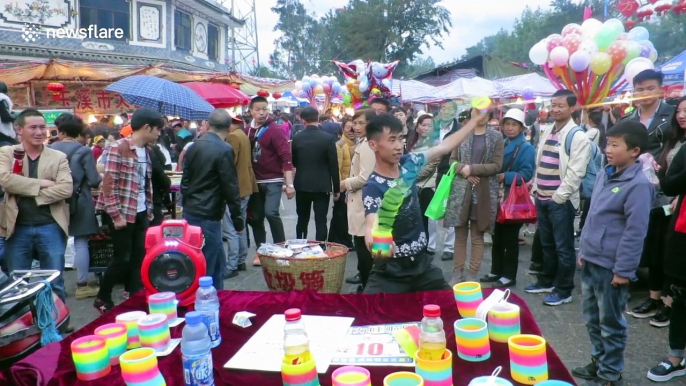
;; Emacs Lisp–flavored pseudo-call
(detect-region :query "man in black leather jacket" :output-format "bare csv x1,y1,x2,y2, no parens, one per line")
180,109,244,289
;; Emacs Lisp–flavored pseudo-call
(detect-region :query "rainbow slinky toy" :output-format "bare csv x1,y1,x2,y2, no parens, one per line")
148,292,178,322
71,335,111,381
453,282,483,318
116,311,147,349
384,372,425,386
508,335,548,385
331,366,371,386
120,347,166,386
137,313,171,352
487,303,521,344
281,357,319,386
415,349,453,386
94,323,128,365
454,318,490,362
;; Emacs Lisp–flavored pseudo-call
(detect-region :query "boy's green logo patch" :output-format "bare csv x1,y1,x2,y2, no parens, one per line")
612,187,620,193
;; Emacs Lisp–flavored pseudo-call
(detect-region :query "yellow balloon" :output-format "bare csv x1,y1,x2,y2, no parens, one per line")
589,52,612,75
471,96,492,110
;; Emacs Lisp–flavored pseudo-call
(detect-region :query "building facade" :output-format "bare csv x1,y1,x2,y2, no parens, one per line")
0,0,243,71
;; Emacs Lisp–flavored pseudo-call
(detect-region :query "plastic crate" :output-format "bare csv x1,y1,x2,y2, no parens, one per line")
88,236,114,273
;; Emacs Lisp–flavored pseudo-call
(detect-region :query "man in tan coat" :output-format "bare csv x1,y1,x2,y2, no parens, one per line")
222,114,257,277
0,109,73,301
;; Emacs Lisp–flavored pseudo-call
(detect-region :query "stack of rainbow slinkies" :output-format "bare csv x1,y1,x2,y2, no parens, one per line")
137,313,171,352
281,357,319,386
453,282,483,318
94,323,128,365
415,349,453,386
454,318,490,362
147,292,178,322
116,311,147,349
508,335,548,385
120,347,166,386
487,303,521,344
71,335,111,381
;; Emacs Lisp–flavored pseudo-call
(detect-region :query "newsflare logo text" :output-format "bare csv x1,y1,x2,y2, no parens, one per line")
21,23,124,42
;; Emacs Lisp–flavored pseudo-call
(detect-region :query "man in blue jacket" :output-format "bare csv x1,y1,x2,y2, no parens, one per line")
573,120,654,386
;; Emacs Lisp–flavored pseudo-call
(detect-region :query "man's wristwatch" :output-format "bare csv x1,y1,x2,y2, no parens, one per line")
286,184,294,189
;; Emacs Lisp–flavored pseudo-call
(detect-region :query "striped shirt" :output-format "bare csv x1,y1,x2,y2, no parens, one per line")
536,130,562,199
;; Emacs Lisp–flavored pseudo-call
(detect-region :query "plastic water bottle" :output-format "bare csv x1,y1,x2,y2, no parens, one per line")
195,276,221,348
418,304,446,361
282,308,312,365
181,311,214,386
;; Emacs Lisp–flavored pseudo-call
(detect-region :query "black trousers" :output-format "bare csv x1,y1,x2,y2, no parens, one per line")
353,236,374,287
641,208,672,292
97,211,149,302
364,252,451,294
328,198,353,248
491,222,524,281
531,228,543,266
578,198,591,232
151,205,164,226
418,187,435,236
669,284,686,358
295,191,330,241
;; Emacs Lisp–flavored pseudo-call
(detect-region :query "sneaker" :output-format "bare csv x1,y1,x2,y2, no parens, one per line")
647,360,686,382
527,263,542,275
629,298,660,318
237,263,247,272
543,292,573,306
224,270,239,279
441,251,453,261
93,298,114,315
494,278,516,288
572,359,599,380
524,283,554,294
345,274,362,284
480,274,500,283
449,269,464,287
75,284,99,300
650,306,671,328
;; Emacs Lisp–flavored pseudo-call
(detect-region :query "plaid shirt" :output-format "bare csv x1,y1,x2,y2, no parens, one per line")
96,137,152,224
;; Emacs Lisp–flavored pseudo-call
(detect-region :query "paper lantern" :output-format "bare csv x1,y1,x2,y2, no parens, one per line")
272,92,282,99
47,82,65,93
257,90,270,98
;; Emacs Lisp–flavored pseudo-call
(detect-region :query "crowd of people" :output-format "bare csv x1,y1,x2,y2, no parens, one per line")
0,67,685,384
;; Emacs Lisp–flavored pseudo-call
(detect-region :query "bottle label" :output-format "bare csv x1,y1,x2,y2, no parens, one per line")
202,310,220,343
182,353,214,386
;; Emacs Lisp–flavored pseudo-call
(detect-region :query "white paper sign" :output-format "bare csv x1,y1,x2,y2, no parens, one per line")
331,323,418,367
224,314,354,374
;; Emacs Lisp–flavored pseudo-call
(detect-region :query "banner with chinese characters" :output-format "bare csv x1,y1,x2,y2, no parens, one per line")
331,323,419,367
7,85,30,109
31,81,132,114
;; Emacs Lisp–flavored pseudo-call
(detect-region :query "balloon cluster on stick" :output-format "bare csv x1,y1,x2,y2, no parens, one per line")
530,18,657,106
333,59,399,109
293,75,344,111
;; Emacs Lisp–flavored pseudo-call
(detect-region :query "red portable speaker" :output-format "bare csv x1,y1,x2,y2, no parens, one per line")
141,220,206,306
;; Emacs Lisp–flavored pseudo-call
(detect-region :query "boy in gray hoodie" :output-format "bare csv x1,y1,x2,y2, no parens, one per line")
572,120,654,386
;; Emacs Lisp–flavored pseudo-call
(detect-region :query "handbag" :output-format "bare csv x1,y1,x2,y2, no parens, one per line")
425,162,456,220
676,196,686,233
496,174,537,224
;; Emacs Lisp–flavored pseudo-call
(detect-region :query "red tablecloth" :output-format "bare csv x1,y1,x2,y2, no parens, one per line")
3,289,576,386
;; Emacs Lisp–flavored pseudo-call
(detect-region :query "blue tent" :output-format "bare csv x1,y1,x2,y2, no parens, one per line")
661,49,686,85
281,91,309,106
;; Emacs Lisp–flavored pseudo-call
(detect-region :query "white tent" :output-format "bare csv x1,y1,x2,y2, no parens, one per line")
392,80,436,102
493,73,557,98
424,77,498,102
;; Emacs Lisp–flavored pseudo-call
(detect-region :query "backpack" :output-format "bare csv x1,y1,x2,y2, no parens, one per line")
62,145,82,216
565,126,602,200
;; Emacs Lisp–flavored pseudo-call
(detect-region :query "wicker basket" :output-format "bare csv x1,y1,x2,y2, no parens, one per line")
88,236,114,273
258,242,348,293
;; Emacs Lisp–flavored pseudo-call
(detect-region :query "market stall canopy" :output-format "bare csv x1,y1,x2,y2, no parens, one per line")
280,91,309,107
182,82,250,108
391,80,436,103
0,59,242,85
660,49,686,85
106,75,214,120
421,77,498,103
237,74,295,95
494,73,558,99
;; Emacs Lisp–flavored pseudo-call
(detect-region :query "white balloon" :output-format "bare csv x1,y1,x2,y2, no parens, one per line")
581,18,602,40
579,40,599,57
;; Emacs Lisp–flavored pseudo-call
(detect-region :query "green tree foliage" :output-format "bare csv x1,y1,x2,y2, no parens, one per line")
461,0,686,64
269,0,451,78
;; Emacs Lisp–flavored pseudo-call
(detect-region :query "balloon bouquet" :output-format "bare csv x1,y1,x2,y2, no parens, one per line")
529,18,657,106
333,59,399,109
293,75,344,111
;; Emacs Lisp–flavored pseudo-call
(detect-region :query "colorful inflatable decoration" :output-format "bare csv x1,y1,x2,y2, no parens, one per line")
333,59,399,108
293,74,344,111
530,18,656,106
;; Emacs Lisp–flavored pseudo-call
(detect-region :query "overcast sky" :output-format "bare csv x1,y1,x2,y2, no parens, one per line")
254,0,554,66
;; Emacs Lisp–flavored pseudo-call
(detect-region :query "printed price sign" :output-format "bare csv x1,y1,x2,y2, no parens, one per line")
331,323,419,367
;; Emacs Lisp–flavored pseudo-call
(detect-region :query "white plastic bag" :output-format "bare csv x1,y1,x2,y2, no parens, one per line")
64,236,75,268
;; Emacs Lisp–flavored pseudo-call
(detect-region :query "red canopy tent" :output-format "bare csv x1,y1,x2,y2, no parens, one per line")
181,82,250,108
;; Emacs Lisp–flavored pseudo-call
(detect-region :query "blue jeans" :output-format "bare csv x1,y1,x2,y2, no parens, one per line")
248,182,285,247
0,236,6,274
5,223,67,301
223,197,249,272
184,212,225,290
536,198,576,297
582,261,629,382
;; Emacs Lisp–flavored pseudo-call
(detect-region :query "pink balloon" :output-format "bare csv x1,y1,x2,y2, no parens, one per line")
563,34,582,55
547,34,564,52
323,83,332,93
562,23,582,38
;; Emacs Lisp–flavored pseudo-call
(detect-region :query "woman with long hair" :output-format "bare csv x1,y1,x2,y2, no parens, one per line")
631,96,686,327
328,117,355,248
392,106,415,153
444,108,504,285
340,109,377,292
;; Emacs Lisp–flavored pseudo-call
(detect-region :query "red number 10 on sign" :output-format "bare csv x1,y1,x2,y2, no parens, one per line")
356,343,384,356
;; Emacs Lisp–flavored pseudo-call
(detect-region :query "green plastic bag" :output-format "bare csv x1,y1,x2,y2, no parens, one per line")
425,162,456,220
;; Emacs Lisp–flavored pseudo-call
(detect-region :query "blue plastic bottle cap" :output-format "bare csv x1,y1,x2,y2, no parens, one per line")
199,276,213,287
185,311,202,325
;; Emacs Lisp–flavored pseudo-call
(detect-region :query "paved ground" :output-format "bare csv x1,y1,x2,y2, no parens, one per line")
61,196,680,385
